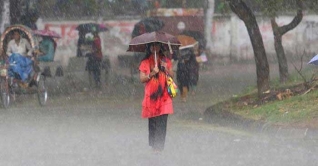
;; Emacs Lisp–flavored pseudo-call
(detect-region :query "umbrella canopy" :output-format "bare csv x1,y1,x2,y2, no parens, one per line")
127,31,181,53
181,30,206,50
131,17,165,38
308,54,318,65
76,23,108,33
33,30,61,38
177,35,198,50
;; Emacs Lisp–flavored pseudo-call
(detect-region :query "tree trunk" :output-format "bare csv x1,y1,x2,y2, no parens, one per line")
204,0,215,54
271,20,289,83
0,0,10,32
271,0,303,83
227,0,270,97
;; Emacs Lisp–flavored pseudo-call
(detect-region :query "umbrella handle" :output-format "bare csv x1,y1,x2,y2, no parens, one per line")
155,51,157,67
168,41,173,54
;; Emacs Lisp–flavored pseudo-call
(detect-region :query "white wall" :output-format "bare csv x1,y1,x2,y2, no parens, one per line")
211,14,318,62
37,19,138,67
37,14,318,67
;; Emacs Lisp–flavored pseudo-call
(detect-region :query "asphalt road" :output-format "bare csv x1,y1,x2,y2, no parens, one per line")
0,62,316,166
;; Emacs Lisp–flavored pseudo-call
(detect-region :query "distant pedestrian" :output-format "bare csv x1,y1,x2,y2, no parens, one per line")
86,31,102,88
177,57,189,102
21,10,39,30
176,48,196,102
139,42,174,152
187,49,199,95
38,36,55,62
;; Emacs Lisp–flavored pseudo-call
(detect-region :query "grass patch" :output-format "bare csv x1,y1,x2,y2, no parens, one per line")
220,68,318,126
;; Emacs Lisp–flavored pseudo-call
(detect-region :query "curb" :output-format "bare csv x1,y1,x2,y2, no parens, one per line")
204,106,318,139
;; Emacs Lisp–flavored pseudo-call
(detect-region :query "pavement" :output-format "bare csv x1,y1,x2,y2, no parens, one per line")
0,91,317,166
43,58,318,141
0,51,316,165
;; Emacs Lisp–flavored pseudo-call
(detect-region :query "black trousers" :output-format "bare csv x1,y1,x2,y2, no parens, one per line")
148,114,168,151
86,57,101,86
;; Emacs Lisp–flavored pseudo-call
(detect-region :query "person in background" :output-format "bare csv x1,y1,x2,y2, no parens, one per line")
176,48,192,102
86,31,103,88
76,31,85,57
139,42,174,152
6,31,33,57
187,48,200,96
6,30,34,85
21,10,39,30
37,36,55,62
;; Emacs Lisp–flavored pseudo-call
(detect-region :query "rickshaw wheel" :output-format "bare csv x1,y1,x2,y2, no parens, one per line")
0,77,10,109
10,87,16,103
37,75,47,106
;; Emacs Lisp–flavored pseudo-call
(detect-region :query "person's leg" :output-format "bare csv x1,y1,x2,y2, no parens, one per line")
191,85,197,95
148,117,156,147
92,60,101,88
153,114,168,151
182,86,188,102
95,62,101,87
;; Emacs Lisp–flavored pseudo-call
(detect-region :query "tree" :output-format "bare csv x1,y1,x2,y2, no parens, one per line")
226,0,270,97
0,0,10,32
204,0,215,56
262,0,303,83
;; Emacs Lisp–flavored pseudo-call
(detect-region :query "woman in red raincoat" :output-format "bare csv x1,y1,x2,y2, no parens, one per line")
139,42,174,152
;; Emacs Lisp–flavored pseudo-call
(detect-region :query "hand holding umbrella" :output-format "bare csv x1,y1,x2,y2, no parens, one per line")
126,31,181,78
152,64,159,75
155,51,157,67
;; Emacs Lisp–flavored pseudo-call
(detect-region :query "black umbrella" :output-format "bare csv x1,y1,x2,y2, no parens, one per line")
131,17,165,38
76,23,108,33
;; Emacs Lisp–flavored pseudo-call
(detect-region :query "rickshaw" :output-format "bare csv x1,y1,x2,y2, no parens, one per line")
33,29,63,77
0,25,48,108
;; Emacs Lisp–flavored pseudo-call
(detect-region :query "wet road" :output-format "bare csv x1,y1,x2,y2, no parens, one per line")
0,63,316,166
0,94,316,165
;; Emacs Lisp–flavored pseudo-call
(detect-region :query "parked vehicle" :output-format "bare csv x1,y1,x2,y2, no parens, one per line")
0,24,48,108
33,29,63,77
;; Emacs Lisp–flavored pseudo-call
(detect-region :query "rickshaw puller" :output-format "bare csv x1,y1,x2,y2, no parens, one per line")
6,30,36,87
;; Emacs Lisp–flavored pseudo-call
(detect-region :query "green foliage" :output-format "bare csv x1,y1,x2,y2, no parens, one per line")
257,0,301,17
304,0,318,12
245,90,318,123
35,0,318,18
255,0,318,16
260,0,283,17
226,67,318,124
224,0,314,16
164,0,206,8
82,0,99,15
215,0,231,13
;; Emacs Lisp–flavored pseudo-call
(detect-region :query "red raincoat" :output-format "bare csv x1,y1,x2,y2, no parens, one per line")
139,55,174,118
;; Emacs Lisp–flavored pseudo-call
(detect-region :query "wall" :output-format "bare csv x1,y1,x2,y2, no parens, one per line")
37,14,318,67
211,14,318,63
37,19,139,66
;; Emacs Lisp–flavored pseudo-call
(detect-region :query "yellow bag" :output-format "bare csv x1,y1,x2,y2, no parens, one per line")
166,75,178,98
